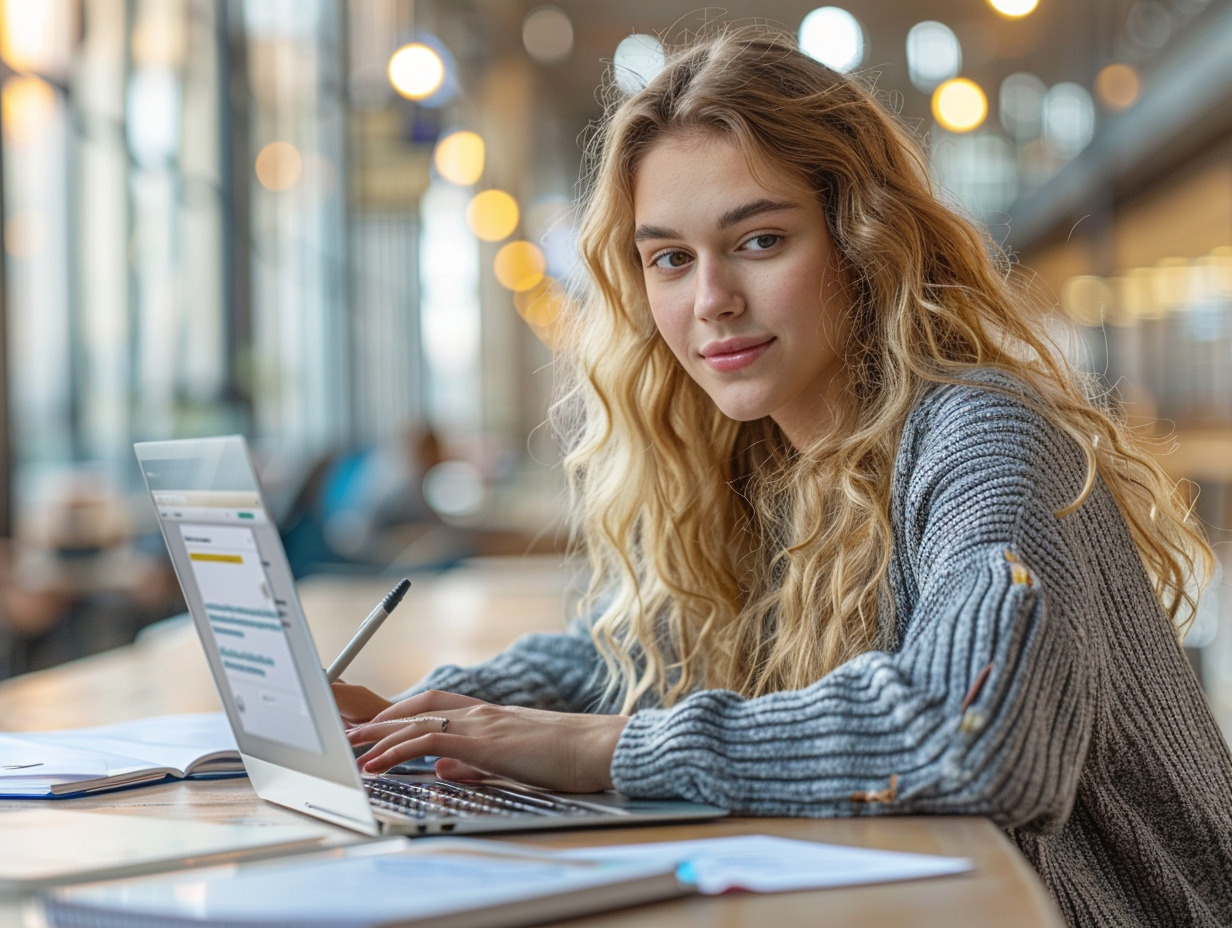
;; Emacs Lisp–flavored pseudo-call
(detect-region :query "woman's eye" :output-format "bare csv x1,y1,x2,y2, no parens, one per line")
744,233,781,251
651,250,691,270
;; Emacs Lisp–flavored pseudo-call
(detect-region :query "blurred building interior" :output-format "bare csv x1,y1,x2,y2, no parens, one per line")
0,0,1229,741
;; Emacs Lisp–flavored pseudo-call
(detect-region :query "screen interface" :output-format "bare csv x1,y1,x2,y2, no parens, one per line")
173,512,321,752
136,438,333,766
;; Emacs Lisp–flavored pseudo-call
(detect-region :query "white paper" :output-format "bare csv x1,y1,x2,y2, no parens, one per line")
0,713,240,796
0,737,110,793
14,712,238,773
561,834,973,894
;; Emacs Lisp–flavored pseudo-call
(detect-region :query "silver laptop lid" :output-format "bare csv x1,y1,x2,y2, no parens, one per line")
134,437,382,832
136,436,728,837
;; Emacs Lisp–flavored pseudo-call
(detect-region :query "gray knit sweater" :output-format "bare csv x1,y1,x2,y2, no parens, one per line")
417,376,1232,927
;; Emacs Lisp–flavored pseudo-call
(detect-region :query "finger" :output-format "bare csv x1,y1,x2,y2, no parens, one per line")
370,690,482,723
345,725,380,749
349,712,453,745
359,732,458,773
345,716,440,749
354,715,456,762
434,757,489,781
332,683,392,724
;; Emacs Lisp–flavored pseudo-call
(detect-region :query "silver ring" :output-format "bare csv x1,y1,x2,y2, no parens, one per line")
377,715,449,733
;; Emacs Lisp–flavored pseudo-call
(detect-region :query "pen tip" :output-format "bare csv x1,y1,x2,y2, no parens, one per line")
384,577,412,609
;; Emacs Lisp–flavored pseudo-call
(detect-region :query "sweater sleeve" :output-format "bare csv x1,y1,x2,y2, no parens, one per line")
611,383,1097,832
399,619,613,713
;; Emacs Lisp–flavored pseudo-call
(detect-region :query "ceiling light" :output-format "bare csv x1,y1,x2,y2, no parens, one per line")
1095,63,1140,111
906,21,961,92
613,34,665,94
522,6,573,64
799,7,864,72
999,72,1047,140
932,78,987,132
987,0,1040,18
1043,82,1095,158
466,190,520,242
388,43,445,100
494,241,547,292
434,130,486,186
255,141,303,192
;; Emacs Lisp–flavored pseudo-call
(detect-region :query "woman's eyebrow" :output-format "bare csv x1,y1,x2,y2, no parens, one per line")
633,223,679,243
634,199,801,243
717,198,799,229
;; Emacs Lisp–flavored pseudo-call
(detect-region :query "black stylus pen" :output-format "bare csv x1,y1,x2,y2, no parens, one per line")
325,578,411,683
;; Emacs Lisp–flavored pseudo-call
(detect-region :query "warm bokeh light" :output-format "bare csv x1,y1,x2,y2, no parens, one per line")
1,75,55,144
1152,257,1190,310
494,241,546,292
254,141,303,192
466,189,519,242
1119,268,1161,321
514,276,566,325
987,0,1040,18
1095,63,1141,111
799,7,864,72
0,0,57,71
514,277,569,348
1062,275,1113,326
932,78,987,132
388,43,445,100
434,130,486,186
522,5,574,64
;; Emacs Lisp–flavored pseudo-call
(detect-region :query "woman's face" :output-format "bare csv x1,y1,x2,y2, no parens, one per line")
632,133,853,449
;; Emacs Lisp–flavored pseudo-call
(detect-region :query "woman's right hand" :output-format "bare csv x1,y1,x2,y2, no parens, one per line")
331,681,393,727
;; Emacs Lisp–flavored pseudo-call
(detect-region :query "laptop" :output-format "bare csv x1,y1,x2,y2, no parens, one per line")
134,436,727,837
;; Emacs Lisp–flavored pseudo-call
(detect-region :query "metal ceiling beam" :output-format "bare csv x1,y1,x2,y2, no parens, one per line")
1005,1,1232,250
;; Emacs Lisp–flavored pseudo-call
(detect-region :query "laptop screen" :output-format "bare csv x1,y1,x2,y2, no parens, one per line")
135,437,360,787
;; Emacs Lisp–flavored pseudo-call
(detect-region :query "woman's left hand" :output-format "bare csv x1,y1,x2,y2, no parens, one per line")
345,690,629,793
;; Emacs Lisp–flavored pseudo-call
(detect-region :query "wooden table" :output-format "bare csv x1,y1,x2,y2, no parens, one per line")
0,557,1063,927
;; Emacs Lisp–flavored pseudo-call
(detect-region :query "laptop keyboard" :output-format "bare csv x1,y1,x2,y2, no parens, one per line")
365,777,608,820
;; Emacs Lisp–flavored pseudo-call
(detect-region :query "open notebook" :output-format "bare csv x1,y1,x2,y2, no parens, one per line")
134,436,727,837
0,713,240,798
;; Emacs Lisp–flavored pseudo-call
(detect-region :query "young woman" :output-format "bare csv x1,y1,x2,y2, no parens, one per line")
335,25,1232,926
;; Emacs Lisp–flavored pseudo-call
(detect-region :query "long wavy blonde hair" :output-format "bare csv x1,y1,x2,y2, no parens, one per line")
557,24,1212,714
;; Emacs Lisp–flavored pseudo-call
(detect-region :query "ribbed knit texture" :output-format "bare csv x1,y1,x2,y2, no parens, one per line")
415,375,1232,927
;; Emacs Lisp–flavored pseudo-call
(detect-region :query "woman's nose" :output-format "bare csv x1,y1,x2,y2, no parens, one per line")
693,258,743,322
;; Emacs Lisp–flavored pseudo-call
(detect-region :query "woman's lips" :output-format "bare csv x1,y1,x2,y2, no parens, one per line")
701,337,775,372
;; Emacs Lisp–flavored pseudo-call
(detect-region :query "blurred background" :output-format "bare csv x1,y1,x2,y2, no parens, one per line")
0,0,1228,743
